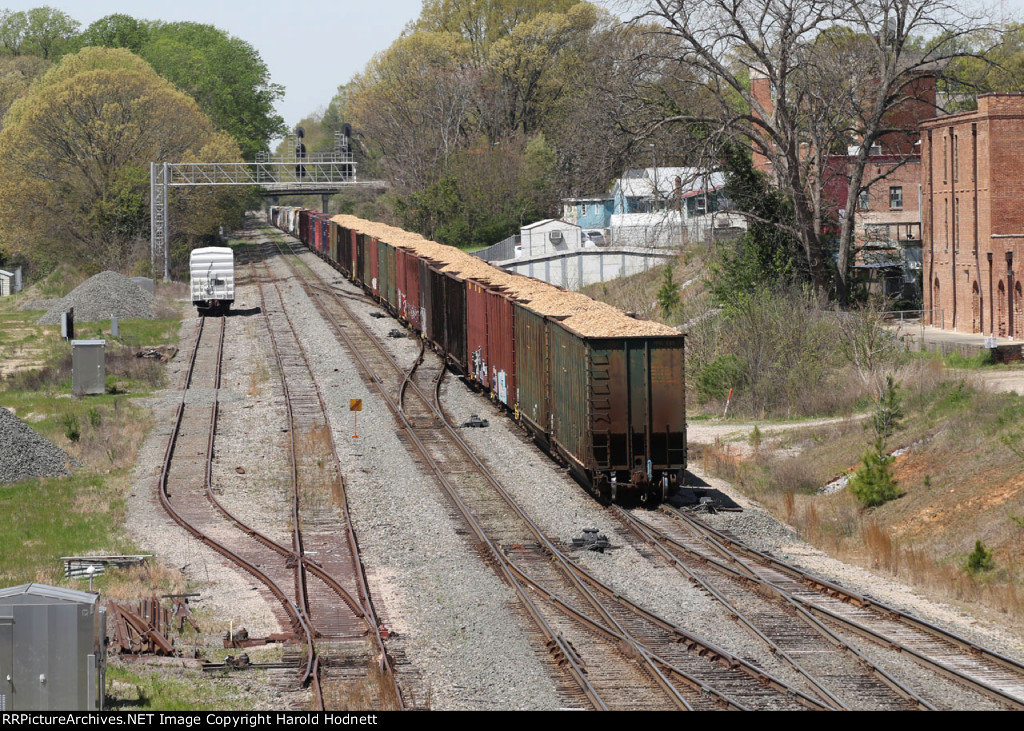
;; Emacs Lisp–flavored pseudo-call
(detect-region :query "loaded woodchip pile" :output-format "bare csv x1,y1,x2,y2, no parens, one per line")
331,215,680,338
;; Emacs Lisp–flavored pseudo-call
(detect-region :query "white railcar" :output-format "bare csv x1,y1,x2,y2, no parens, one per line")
190,246,235,314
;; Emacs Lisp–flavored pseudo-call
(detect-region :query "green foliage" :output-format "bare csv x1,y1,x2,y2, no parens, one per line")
395,177,471,248
696,354,745,402
0,47,245,274
965,540,995,574
61,412,80,442
657,264,681,317
942,348,995,369
849,436,900,508
87,407,101,428
141,22,285,159
872,376,903,441
710,144,807,306
0,7,79,60
75,14,150,54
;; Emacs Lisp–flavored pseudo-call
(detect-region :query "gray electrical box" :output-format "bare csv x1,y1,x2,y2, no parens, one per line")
71,340,106,396
0,584,105,711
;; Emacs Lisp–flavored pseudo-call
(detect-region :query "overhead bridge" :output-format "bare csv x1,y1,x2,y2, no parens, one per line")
150,156,385,280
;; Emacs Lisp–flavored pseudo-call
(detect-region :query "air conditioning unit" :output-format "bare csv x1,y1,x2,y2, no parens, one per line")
549,231,564,244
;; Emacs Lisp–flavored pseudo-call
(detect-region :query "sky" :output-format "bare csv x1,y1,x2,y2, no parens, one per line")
0,0,426,128
2,0,1022,133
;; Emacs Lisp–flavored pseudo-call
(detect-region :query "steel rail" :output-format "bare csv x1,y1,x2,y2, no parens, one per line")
425,368,827,711
616,506,934,710
663,505,1024,709
254,251,405,709
158,315,318,686
272,233,825,711
275,249,610,711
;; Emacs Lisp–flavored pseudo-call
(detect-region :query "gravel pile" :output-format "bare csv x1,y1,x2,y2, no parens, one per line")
0,407,77,483
37,272,156,325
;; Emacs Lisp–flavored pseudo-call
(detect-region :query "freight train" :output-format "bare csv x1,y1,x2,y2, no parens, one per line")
269,207,687,505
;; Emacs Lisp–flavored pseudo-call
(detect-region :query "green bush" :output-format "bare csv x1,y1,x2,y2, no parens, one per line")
61,413,80,443
965,540,994,574
849,437,900,507
696,354,746,402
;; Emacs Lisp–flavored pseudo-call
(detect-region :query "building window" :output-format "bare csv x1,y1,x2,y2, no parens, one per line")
889,186,903,210
858,189,870,210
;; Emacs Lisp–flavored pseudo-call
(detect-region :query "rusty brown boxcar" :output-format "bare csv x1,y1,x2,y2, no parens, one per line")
278,210,686,505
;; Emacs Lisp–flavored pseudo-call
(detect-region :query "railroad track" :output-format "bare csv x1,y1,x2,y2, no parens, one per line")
251,252,403,709
268,228,827,711
157,254,402,709
158,314,318,693
656,505,1024,710
613,506,930,709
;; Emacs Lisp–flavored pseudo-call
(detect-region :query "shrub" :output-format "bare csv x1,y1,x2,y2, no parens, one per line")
848,437,900,507
696,354,746,402
61,413,80,443
965,540,994,574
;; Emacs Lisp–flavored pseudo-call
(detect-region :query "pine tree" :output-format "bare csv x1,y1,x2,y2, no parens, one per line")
657,263,680,317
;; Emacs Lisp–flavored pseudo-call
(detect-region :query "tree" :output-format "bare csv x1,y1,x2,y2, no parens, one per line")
711,142,806,303
0,9,27,55
0,47,243,273
849,375,902,507
75,13,151,54
348,30,479,194
140,22,285,159
849,436,901,507
965,540,994,573
657,262,680,316
21,6,79,60
0,54,50,121
631,0,993,303
836,303,904,396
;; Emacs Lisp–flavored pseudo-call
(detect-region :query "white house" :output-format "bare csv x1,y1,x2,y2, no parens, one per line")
517,219,582,258
0,267,21,297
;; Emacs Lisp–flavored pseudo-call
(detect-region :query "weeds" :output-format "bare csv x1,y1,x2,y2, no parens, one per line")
62,412,81,442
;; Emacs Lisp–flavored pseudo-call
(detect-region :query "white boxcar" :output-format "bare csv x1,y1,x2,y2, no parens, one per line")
190,246,235,314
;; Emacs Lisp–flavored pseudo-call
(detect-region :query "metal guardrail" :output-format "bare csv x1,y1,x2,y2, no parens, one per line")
882,308,944,329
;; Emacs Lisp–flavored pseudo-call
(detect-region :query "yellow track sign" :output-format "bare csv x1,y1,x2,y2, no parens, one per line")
350,399,363,411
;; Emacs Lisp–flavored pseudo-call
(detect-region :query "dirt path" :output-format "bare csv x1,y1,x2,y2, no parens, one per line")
686,414,866,452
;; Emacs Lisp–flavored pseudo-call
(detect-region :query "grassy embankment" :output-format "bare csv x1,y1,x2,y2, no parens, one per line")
588,253,1024,621
0,270,186,596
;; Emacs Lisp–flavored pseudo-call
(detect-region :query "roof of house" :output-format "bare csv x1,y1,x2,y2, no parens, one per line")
615,168,726,199
521,218,581,230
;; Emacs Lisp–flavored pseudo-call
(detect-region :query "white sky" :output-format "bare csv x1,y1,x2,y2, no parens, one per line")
2,1,1020,133
1,0,425,128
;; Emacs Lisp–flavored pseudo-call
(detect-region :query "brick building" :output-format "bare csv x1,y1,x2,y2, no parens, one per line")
751,68,933,293
921,94,1024,337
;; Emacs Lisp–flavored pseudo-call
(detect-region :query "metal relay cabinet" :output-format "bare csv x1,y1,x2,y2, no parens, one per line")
0,584,106,711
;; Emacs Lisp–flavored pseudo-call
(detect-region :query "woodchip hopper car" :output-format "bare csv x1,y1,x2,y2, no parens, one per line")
269,207,687,505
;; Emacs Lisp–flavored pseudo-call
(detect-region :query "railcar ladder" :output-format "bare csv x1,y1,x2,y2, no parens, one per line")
589,354,613,469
